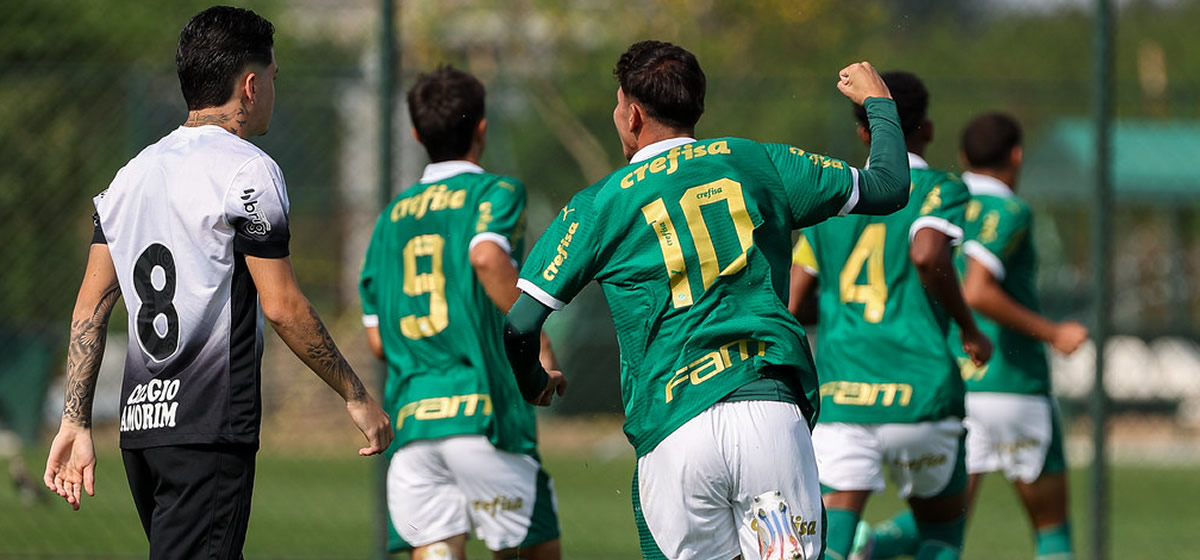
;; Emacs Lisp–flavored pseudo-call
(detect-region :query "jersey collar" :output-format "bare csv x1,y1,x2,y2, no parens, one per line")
420,160,484,183
907,152,930,169
630,137,698,164
961,171,1014,198
864,151,929,170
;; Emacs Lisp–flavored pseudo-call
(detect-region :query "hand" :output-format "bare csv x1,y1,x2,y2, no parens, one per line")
43,424,96,511
837,61,891,105
1051,321,1089,355
960,326,993,367
530,369,567,407
346,395,393,456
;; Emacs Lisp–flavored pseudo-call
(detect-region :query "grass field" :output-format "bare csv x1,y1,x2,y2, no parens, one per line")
3,439,1199,559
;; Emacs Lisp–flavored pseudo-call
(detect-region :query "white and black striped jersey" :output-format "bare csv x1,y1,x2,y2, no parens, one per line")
93,124,290,449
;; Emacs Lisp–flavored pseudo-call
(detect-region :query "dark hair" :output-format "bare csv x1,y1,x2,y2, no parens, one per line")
407,66,486,162
853,71,928,137
614,40,706,130
176,6,275,111
961,112,1023,169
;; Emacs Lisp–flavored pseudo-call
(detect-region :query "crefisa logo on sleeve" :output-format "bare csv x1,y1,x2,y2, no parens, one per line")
240,188,273,236
120,378,181,432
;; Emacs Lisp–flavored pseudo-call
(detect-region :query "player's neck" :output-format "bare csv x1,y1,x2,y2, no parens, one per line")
904,140,928,157
184,100,253,139
968,168,1017,191
634,123,695,153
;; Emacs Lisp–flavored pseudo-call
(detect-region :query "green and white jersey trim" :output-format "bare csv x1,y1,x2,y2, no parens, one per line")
960,172,1015,281
906,153,964,244
630,136,698,163
963,241,1006,281
517,278,566,310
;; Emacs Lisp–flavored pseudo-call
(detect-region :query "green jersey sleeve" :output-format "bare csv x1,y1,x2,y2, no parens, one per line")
358,214,386,324
910,175,970,244
963,199,1031,281
471,176,527,255
762,143,858,227
516,190,601,310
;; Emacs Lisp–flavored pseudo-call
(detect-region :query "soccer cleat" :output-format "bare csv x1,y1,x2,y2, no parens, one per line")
848,520,875,560
750,491,804,559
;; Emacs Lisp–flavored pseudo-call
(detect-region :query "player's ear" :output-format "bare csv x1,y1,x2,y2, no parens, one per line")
410,127,421,143
475,117,488,143
238,70,256,104
1010,145,1023,168
628,102,644,133
958,150,969,169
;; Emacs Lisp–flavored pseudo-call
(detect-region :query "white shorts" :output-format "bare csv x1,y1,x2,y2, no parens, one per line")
812,419,964,499
964,393,1058,483
386,435,558,551
636,401,823,560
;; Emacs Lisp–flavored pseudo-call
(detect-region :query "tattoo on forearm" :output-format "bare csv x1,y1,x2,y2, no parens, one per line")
63,281,121,427
303,305,367,401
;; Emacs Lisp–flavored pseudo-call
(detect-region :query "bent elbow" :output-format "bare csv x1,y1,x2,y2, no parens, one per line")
259,293,305,327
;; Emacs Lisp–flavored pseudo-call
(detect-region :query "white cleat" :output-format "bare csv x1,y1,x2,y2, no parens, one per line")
751,491,804,559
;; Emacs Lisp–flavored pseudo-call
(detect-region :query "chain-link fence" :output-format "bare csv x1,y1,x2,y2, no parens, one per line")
2,0,1199,558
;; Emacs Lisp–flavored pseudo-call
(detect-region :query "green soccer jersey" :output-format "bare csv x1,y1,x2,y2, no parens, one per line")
359,162,537,455
518,136,863,457
801,153,970,424
953,171,1050,395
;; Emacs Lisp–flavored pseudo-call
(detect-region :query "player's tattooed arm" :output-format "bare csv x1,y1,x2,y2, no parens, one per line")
60,244,122,428
247,255,391,455
246,256,370,402
63,279,121,427
300,304,368,402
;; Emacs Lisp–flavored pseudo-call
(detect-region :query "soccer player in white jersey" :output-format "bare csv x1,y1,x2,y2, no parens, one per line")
42,7,392,558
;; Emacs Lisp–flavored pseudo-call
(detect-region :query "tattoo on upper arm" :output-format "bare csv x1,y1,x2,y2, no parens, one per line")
63,281,121,427
303,305,367,401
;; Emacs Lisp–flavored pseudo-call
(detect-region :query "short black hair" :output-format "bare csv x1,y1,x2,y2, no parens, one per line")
407,66,486,162
176,6,275,111
961,112,1023,169
853,71,928,137
614,40,706,130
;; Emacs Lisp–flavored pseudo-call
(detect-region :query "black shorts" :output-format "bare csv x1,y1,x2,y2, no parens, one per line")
122,444,257,560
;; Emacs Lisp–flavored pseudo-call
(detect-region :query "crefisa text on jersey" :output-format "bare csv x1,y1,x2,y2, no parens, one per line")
120,378,182,431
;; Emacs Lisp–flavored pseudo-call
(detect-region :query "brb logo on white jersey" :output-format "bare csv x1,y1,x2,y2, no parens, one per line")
120,378,182,432
240,188,272,236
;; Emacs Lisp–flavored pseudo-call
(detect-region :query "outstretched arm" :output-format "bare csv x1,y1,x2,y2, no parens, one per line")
45,243,121,510
910,229,992,365
962,259,1088,354
247,255,393,456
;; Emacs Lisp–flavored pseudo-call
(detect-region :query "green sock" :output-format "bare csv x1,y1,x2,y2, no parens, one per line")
1035,521,1073,560
824,508,860,560
872,511,920,558
913,514,965,560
